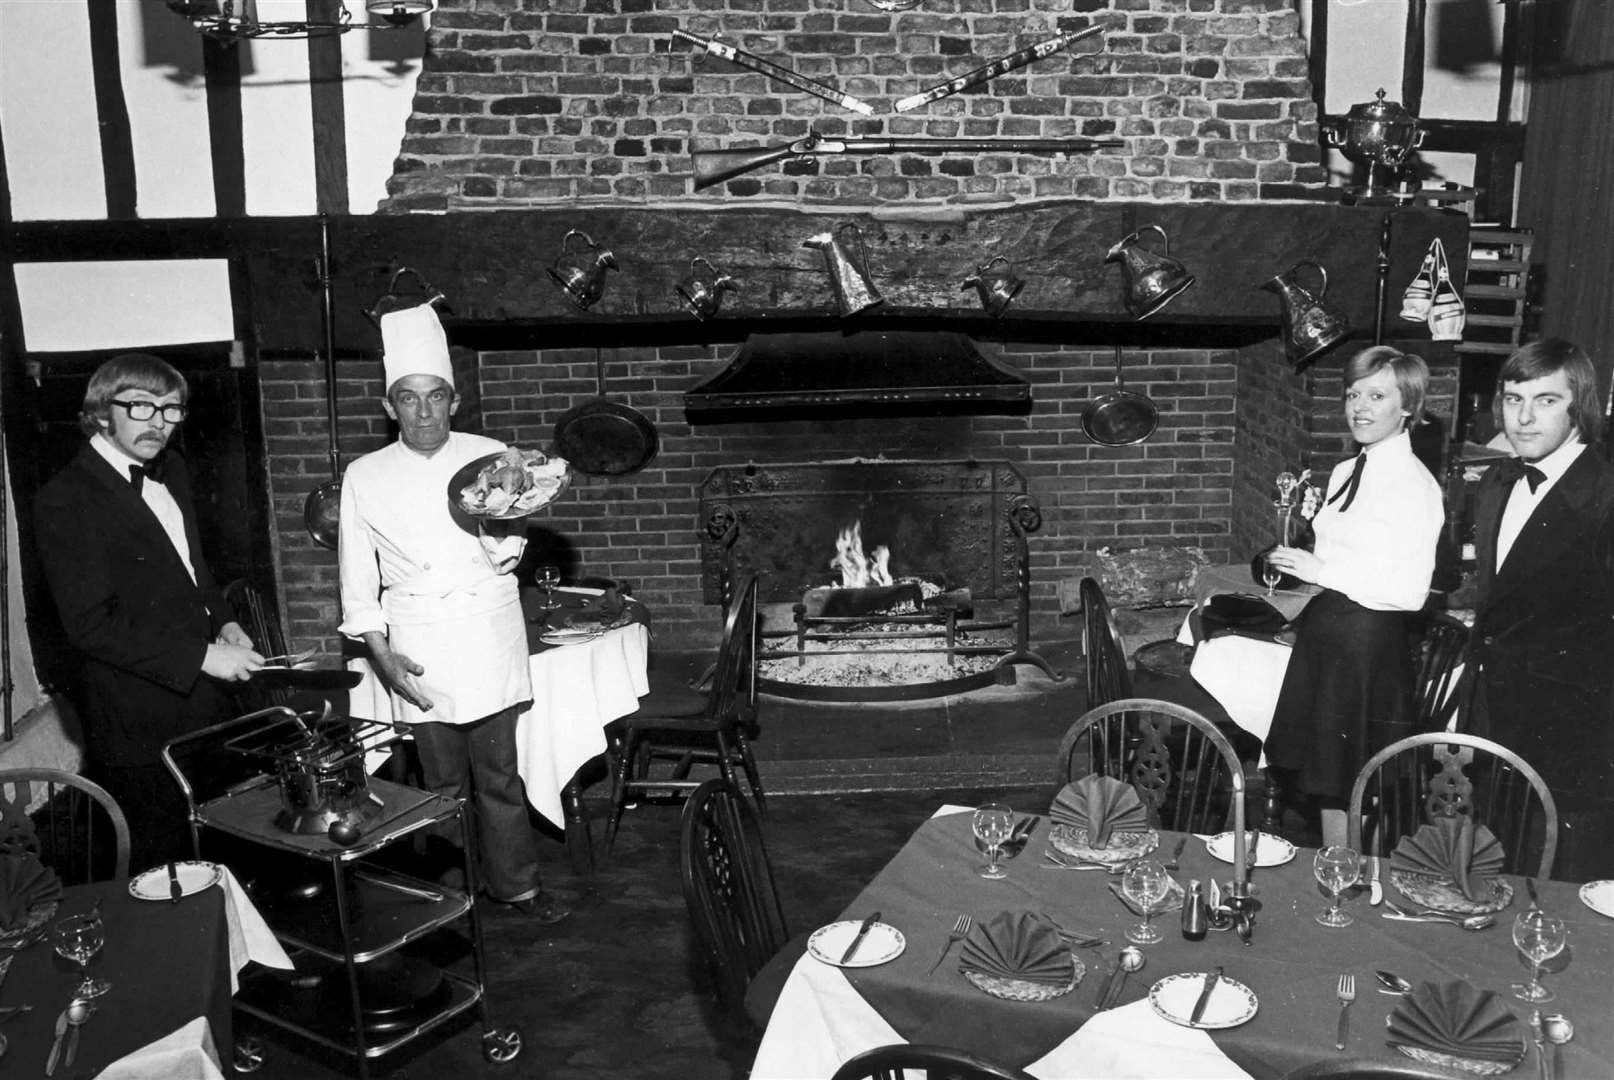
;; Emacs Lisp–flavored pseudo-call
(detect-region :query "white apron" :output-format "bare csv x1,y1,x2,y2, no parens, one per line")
384,584,532,727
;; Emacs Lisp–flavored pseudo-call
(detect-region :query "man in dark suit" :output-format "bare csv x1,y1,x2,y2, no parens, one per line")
1471,339,1614,882
33,353,263,870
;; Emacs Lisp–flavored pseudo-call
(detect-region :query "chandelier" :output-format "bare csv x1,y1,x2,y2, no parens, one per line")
165,0,433,40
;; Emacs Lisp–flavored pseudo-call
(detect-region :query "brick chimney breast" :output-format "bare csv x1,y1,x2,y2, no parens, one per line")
383,0,1325,209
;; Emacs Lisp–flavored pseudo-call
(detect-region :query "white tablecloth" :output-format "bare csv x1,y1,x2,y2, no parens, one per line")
516,622,650,827
750,806,1252,1080
97,870,293,1080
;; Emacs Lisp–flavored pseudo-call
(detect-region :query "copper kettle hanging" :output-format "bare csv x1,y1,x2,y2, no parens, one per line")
548,229,617,310
1105,224,1195,320
1259,260,1351,372
960,256,1025,319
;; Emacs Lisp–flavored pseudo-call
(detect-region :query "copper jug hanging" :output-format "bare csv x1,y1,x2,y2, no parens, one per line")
1259,260,1350,372
803,223,883,316
547,229,618,310
676,256,740,320
959,256,1025,319
1105,224,1195,320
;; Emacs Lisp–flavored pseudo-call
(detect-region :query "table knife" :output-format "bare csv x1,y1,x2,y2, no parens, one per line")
168,861,183,904
44,1007,69,1077
839,912,881,965
1189,966,1222,1024
1368,855,1383,907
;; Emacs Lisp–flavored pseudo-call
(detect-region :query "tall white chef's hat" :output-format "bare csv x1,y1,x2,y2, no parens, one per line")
380,303,453,392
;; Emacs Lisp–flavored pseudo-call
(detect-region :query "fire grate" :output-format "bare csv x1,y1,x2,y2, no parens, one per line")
699,459,1062,700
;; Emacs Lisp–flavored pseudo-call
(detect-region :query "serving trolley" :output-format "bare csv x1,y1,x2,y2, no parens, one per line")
163,705,523,1078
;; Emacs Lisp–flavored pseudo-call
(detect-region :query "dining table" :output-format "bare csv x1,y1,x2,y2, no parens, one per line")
751,805,1614,1080
0,866,293,1078
1169,563,1318,758
348,584,651,870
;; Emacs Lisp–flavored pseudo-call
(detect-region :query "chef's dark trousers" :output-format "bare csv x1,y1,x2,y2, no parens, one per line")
412,706,542,902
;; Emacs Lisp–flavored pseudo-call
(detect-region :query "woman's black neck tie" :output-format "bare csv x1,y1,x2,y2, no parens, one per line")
1325,453,1366,512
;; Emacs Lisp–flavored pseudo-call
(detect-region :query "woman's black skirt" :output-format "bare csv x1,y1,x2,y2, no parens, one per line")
1263,589,1416,803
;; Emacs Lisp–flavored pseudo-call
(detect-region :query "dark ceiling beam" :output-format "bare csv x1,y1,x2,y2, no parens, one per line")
202,37,247,217
87,0,137,219
306,0,350,214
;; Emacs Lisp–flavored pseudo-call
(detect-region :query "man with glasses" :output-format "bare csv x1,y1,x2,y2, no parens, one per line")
33,353,264,869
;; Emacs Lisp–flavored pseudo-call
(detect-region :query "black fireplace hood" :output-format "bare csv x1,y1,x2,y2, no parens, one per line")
683,330,1032,422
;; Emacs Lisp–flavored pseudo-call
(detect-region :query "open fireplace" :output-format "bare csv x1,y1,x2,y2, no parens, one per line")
699,459,1062,701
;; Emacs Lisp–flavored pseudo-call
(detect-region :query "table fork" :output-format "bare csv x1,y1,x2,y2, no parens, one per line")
1335,973,1356,1051
926,915,971,976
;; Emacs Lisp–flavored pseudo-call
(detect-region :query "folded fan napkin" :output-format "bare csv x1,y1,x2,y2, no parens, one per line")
957,910,1074,987
1389,815,1504,902
0,852,63,929
1386,980,1524,1063
1049,776,1148,848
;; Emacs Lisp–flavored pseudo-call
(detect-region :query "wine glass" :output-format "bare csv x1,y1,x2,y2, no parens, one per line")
971,803,1014,880
51,912,110,999
537,564,562,611
1122,858,1171,944
1511,909,1567,1003
1312,845,1361,927
1262,553,1281,597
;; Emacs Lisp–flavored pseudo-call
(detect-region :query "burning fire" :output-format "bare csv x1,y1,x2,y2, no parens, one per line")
832,521,892,588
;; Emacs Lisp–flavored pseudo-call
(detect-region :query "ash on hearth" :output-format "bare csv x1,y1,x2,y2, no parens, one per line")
760,627,1012,688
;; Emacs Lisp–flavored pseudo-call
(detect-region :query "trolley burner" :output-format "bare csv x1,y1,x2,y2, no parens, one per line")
225,705,403,839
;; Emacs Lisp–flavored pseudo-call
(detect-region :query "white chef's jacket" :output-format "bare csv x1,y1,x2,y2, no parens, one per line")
338,432,531,726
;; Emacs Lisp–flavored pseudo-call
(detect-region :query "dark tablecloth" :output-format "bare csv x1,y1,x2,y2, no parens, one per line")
837,811,1614,1079
0,879,232,1077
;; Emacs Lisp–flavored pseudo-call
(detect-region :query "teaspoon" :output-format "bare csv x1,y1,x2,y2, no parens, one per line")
1102,945,1146,1010
1543,1013,1573,1080
1374,970,1414,995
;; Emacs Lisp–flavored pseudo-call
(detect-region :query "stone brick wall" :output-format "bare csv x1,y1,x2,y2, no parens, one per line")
383,0,1323,208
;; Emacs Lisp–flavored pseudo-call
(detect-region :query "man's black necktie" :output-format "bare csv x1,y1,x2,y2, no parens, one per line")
1325,453,1366,513
128,457,165,493
1494,457,1546,494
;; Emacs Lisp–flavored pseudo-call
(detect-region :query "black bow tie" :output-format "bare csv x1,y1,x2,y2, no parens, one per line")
128,457,166,492
1325,453,1367,513
1495,457,1546,494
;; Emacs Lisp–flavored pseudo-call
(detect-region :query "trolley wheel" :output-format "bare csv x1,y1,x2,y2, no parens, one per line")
482,1026,523,1064
233,1034,267,1073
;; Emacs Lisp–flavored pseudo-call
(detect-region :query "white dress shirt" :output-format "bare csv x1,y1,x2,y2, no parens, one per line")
92,434,197,583
1495,437,1585,569
1309,430,1445,612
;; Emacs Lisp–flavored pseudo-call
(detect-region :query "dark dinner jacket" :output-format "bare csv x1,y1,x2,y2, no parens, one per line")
32,444,233,767
1470,447,1614,809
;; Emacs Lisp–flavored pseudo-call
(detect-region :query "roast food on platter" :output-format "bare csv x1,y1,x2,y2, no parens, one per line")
456,448,571,519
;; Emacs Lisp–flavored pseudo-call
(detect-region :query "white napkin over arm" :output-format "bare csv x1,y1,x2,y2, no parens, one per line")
220,866,295,993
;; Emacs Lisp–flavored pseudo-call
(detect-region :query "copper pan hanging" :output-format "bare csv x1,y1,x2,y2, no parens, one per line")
303,216,344,550
1082,345,1159,446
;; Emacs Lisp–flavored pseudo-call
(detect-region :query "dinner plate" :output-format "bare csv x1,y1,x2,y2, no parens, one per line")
128,860,223,901
539,628,605,646
806,920,906,968
963,952,1084,1002
1390,870,1513,916
448,451,571,521
1049,826,1159,865
1204,831,1297,868
1579,879,1614,918
1149,972,1259,1029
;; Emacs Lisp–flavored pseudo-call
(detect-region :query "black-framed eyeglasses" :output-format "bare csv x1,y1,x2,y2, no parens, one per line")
111,399,188,423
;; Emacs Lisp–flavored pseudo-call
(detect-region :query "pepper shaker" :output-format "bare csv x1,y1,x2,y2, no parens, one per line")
1181,879,1207,941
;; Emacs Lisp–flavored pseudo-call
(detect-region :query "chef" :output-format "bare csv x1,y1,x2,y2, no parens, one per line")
338,303,568,923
